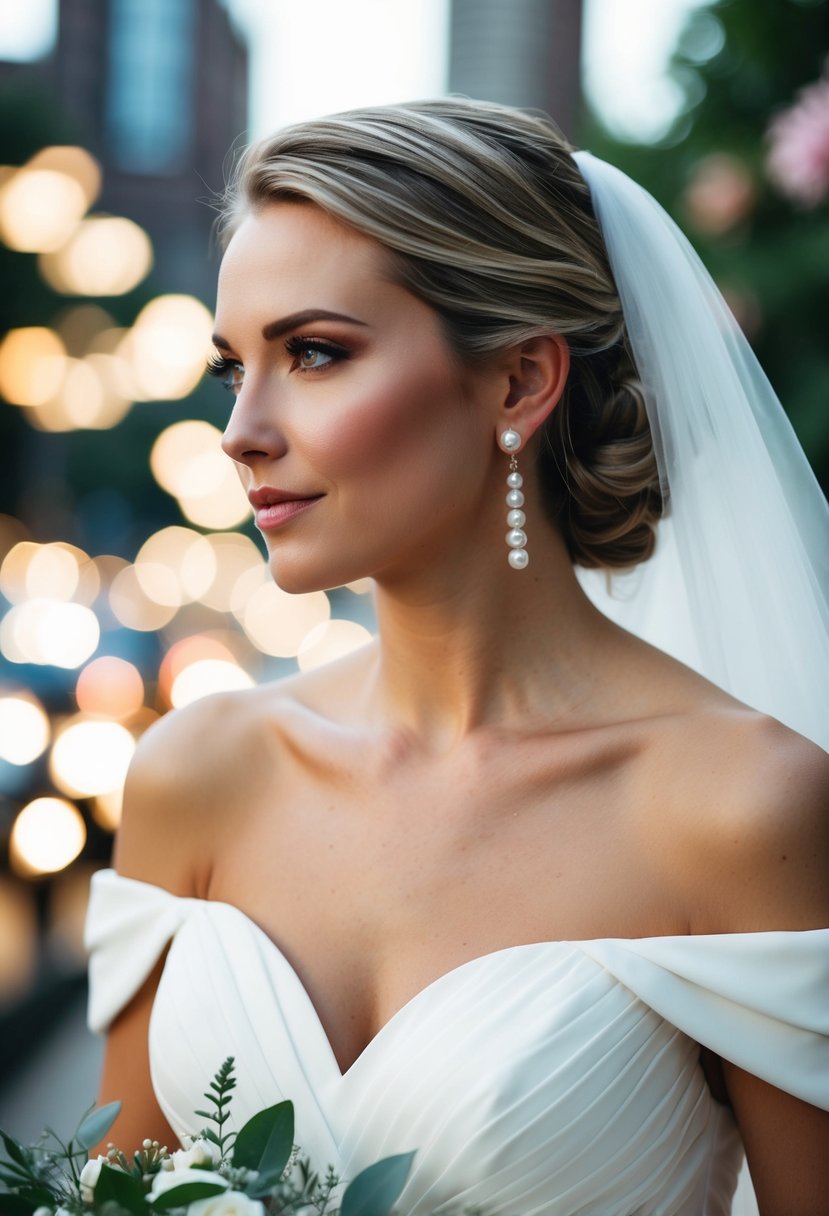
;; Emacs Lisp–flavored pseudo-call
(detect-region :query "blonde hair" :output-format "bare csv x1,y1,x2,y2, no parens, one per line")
218,97,663,569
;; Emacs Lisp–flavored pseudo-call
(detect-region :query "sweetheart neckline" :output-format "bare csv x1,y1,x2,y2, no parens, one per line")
108,868,829,1081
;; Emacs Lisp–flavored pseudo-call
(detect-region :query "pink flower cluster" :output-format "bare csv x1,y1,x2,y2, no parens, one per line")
766,63,829,207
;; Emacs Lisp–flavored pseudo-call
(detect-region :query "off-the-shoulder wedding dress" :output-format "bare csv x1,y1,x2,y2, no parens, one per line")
85,868,829,1216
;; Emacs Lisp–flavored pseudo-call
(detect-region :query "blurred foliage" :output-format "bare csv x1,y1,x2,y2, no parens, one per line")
578,0,829,496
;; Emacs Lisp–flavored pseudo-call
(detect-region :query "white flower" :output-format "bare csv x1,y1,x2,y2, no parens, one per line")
32,1207,52,1216
188,1191,265,1216
149,1167,228,1198
79,1155,111,1203
170,1138,222,1170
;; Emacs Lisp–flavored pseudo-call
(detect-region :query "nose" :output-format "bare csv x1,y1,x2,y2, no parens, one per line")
221,381,287,467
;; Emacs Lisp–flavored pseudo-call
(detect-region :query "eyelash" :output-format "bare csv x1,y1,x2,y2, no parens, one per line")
205,337,351,393
284,335,351,371
205,353,243,393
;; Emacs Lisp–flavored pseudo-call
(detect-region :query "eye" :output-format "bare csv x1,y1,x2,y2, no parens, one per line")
284,336,350,373
205,352,244,395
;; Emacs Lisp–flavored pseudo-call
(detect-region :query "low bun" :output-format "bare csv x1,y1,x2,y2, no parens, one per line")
538,344,665,569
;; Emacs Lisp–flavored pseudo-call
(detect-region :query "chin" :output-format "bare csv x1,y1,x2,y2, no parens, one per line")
265,552,358,597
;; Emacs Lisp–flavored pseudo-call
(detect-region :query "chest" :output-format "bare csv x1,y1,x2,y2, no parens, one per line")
206,723,681,1074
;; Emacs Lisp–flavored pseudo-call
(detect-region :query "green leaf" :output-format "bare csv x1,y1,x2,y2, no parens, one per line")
244,1169,286,1198
94,1164,147,1216
0,1164,32,1186
77,1101,122,1151
0,1136,29,1172
340,1152,415,1216
0,1195,35,1216
231,1102,293,1176
149,1181,228,1211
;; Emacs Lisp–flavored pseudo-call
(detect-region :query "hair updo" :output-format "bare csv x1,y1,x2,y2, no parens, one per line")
218,97,664,569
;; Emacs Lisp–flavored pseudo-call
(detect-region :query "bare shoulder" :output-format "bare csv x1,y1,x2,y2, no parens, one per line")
649,706,829,933
113,683,293,895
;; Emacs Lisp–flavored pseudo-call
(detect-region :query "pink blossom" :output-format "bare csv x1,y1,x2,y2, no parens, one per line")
766,64,829,207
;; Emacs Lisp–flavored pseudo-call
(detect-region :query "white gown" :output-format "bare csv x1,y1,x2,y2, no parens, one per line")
85,868,829,1216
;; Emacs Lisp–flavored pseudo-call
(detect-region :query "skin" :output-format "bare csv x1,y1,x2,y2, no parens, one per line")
94,202,829,1213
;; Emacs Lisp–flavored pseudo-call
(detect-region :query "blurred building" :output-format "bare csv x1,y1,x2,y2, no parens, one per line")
2,0,248,300
449,0,582,139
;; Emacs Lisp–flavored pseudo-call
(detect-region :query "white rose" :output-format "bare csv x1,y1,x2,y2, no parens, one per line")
32,1207,52,1216
149,1167,228,1198
188,1191,264,1216
79,1155,110,1203
170,1139,222,1170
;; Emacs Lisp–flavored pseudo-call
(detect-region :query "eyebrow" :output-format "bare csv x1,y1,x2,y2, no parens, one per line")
211,309,369,350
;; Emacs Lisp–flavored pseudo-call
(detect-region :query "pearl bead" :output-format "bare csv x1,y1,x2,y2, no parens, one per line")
506,508,526,528
506,471,523,489
505,489,525,508
508,548,529,569
500,428,521,452
506,528,528,548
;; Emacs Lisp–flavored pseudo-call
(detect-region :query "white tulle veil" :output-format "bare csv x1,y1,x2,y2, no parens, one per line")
572,151,829,755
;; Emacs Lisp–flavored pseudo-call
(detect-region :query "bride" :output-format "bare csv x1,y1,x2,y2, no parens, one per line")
85,99,829,1215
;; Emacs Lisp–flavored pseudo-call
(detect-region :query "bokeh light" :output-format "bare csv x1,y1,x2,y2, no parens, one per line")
297,619,374,671
170,658,255,707
0,541,41,603
0,881,37,1000
91,788,123,832
198,532,266,611
39,216,152,296
0,169,87,253
158,634,242,704
121,295,213,400
0,694,50,765
0,327,66,407
26,355,133,432
151,419,251,528
24,541,84,600
108,564,178,631
49,718,136,797
346,577,374,595
75,656,145,719
27,146,101,209
10,798,87,877
0,600,100,667
134,526,217,607
238,582,331,658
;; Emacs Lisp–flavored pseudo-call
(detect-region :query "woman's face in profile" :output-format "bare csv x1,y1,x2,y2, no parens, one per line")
213,202,497,594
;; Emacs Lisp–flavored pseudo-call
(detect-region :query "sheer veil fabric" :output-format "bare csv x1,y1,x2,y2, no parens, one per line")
572,152,829,755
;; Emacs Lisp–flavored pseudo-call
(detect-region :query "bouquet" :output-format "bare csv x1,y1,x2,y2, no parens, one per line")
0,1057,434,1216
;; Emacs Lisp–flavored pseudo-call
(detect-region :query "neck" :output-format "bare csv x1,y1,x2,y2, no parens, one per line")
363,521,618,752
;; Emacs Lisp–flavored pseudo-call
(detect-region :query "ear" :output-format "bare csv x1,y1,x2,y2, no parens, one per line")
499,334,570,444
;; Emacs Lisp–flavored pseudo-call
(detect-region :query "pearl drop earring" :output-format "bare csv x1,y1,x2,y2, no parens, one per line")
498,428,528,570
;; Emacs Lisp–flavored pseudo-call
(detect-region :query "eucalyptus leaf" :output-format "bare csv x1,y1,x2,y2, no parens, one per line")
340,1152,415,1216
77,1101,123,1151
243,1169,286,1198
149,1181,228,1211
94,1163,147,1215
232,1101,293,1175
0,1135,28,1172
0,1164,33,1186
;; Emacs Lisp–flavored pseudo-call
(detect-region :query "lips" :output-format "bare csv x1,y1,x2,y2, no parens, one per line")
248,487,321,508
247,487,324,531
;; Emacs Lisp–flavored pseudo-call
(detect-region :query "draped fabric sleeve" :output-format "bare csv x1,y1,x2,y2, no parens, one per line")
577,929,829,1110
84,867,199,1035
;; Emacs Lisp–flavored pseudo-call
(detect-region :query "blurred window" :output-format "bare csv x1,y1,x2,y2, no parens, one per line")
105,0,195,174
